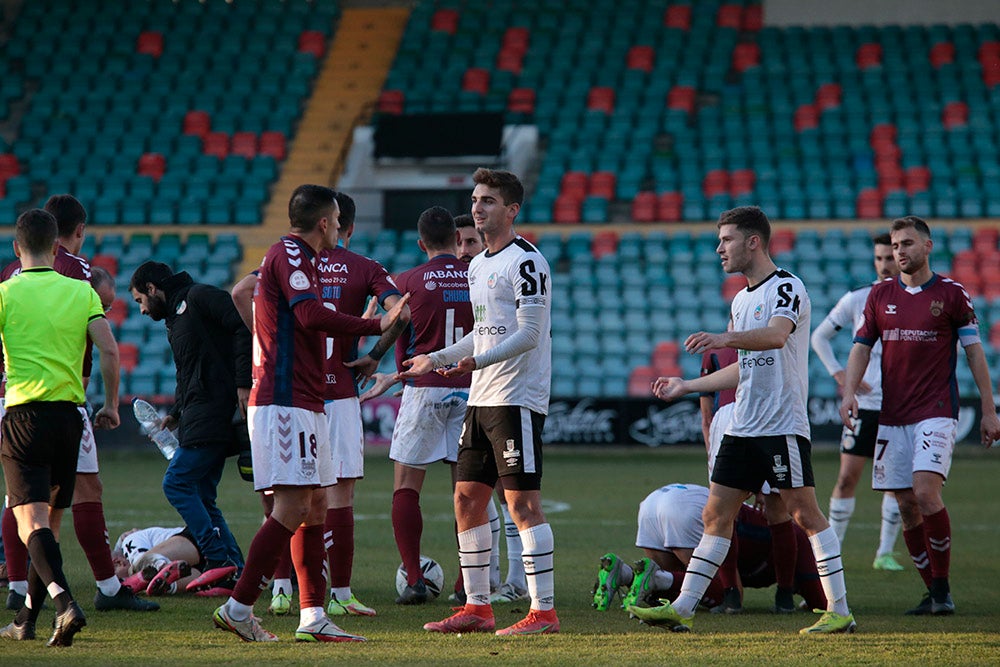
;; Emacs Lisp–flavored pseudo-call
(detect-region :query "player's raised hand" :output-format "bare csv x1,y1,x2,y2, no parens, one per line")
359,372,397,403
684,331,724,355
398,353,434,379
651,376,688,402
379,292,411,332
980,410,1000,448
839,394,859,429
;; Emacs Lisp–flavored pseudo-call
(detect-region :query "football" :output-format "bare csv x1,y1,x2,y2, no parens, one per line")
395,555,445,598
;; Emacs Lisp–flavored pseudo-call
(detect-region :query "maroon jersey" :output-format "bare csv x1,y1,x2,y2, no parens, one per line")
318,246,400,400
393,254,474,389
1,246,95,385
854,274,980,425
700,346,737,411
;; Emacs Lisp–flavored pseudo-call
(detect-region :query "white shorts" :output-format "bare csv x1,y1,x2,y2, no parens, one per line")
76,407,98,474
707,402,734,479
390,386,468,467
872,417,957,490
248,404,334,492
326,398,364,480
635,484,709,551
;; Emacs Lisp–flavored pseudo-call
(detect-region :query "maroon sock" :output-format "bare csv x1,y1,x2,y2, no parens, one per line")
793,525,827,609
72,501,116,581
922,508,951,580
274,540,293,580
2,507,27,582
717,521,740,590
903,523,933,589
768,520,797,589
291,524,327,609
231,516,294,606
392,489,423,585
325,507,354,589
664,570,685,600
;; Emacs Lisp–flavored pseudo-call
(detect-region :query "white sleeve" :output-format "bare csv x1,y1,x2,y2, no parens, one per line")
428,331,475,367
472,304,543,369
810,316,844,376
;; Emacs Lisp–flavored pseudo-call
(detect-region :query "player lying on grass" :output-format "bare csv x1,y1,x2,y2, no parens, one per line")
112,527,236,597
593,483,825,615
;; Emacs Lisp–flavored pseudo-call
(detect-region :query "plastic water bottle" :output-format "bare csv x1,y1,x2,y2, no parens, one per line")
132,398,179,460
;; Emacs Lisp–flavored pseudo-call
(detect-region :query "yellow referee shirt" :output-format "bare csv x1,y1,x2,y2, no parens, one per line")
0,267,105,407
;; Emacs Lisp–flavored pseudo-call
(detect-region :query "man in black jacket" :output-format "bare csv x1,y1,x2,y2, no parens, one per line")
129,261,249,575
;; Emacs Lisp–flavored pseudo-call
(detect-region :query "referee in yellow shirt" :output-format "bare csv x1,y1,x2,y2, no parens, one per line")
0,209,121,647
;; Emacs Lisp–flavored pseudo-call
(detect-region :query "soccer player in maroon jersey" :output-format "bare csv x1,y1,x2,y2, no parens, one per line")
841,215,1000,615
1,195,157,614
213,184,409,643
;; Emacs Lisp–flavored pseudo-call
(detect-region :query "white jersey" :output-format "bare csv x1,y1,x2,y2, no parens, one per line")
729,269,811,439
818,283,883,411
114,527,187,569
466,237,552,414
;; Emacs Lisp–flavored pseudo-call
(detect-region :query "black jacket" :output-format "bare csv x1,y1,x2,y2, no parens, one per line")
162,272,251,447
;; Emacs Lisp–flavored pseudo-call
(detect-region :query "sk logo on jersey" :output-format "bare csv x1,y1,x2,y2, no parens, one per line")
930,300,943,316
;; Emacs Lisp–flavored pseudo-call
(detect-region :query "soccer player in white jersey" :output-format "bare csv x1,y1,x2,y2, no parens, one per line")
400,168,557,636
640,206,855,634
811,233,904,571
841,216,1000,615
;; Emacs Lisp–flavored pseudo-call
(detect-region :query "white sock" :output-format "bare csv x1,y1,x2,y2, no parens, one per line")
877,493,902,557
828,496,855,544
809,527,849,615
97,575,122,597
299,605,324,626
331,586,351,602
458,523,492,606
10,580,27,596
673,534,731,618
487,498,502,591
501,504,525,589
225,597,253,622
652,569,674,591
272,578,292,596
520,523,554,611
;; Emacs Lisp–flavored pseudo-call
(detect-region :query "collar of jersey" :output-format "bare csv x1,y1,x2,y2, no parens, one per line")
484,237,518,258
283,234,316,260
745,269,780,292
20,267,55,274
895,272,938,292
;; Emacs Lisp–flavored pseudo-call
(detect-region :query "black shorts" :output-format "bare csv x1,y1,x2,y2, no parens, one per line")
456,406,544,491
711,434,815,492
1,402,83,509
840,409,879,457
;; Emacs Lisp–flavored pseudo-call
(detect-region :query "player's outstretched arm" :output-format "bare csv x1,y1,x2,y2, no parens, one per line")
653,362,739,402
349,295,411,382
398,354,435,379
685,317,794,355
88,317,120,429
964,342,1000,447
379,292,411,332
839,343,872,428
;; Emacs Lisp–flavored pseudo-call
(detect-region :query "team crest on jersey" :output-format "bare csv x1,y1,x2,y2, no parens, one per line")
753,303,764,320
425,280,437,291
487,272,500,289
289,270,310,290
930,300,944,316
176,300,187,315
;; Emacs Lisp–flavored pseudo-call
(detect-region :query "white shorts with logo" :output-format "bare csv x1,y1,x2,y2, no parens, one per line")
635,484,709,551
248,404,334,491
326,397,364,480
872,417,957,490
75,406,98,473
707,402,734,479
390,385,468,466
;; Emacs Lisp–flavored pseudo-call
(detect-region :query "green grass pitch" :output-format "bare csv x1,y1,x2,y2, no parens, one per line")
3,444,999,665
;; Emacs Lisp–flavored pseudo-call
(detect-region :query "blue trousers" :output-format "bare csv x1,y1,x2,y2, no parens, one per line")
162,444,243,568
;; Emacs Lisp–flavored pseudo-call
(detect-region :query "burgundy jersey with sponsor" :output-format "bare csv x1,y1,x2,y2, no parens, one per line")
700,346,737,411
1,246,95,386
250,236,328,411
318,246,400,400
854,274,979,425
394,254,474,389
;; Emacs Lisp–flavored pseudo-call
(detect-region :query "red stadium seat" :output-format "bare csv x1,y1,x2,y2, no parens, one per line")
626,46,654,72
183,110,211,138
552,196,581,224
591,231,617,259
794,104,819,131
137,153,166,181
430,9,459,34
652,341,679,373
118,343,139,373
770,229,795,255
973,228,998,253
815,83,842,110
741,5,763,31
496,51,523,74
462,68,490,94
377,89,404,115
731,43,759,72
202,132,230,159
929,42,955,67
561,171,588,198
231,132,258,159
663,5,691,30
628,366,657,397
942,101,968,129
722,274,748,300
856,189,882,218
259,131,287,160
586,87,615,113
870,123,897,144
729,169,755,196
656,192,682,222
588,171,616,199
90,253,118,276
856,43,882,68
105,298,128,328
502,27,529,52
136,31,163,58
0,153,21,177
702,169,729,198
297,30,325,58
905,166,931,194
631,191,657,222
667,86,696,113
507,88,535,113
717,4,742,29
